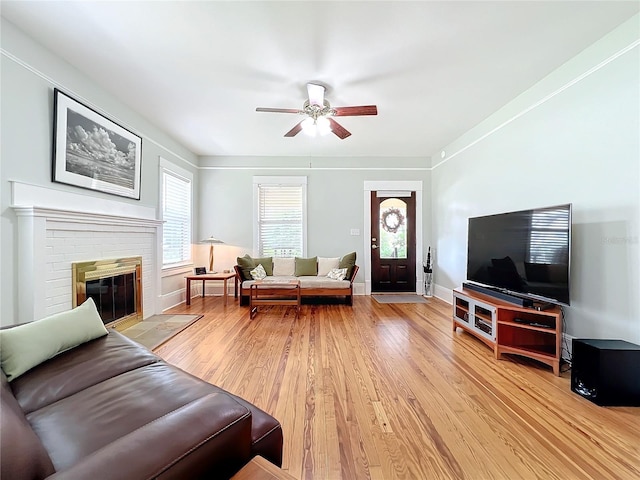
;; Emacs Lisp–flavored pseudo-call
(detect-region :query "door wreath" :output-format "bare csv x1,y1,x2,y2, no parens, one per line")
381,207,405,234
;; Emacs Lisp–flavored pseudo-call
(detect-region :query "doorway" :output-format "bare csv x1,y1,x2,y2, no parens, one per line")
371,191,416,292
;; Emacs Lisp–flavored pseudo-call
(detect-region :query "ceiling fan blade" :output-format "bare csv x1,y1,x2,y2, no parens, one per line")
284,121,304,137
307,83,325,107
333,105,378,116
256,107,301,114
328,118,351,139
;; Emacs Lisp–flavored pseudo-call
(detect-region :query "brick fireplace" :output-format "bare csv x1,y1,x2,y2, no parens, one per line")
11,181,163,323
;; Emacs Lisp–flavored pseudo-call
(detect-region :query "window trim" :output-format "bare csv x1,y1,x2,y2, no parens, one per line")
159,157,194,271
252,176,308,257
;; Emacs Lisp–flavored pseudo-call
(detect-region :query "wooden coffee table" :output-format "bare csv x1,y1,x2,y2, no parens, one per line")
249,279,301,319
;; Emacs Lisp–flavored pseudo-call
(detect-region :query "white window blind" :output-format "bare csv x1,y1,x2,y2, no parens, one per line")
527,208,569,264
254,177,307,257
161,164,192,266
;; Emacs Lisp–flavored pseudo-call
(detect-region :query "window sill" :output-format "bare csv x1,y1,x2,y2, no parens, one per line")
162,263,194,278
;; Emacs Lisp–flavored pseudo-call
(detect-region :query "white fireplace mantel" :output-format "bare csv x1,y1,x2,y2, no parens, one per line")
12,206,164,229
11,181,163,323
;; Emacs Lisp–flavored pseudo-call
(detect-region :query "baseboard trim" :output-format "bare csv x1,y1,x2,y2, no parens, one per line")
161,289,186,312
434,284,453,304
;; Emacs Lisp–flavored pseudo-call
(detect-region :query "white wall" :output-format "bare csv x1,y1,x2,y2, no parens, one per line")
430,15,640,342
197,156,431,287
1,19,200,325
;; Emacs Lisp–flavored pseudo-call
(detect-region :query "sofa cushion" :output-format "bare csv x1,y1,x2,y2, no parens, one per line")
253,256,274,276
43,393,252,480
237,254,256,280
273,257,295,276
241,276,295,288
26,362,248,472
295,256,318,276
250,264,267,280
297,276,351,289
0,298,108,381
317,257,339,276
328,268,348,281
339,252,357,279
242,275,350,290
11,330,161,414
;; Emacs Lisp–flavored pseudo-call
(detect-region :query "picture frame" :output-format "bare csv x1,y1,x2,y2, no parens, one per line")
194,267,207,275
52,89,142,199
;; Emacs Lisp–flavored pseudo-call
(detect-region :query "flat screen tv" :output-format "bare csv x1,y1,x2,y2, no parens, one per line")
466,204,571,306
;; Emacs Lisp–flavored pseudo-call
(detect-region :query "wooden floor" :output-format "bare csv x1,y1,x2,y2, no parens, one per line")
158,296,639,480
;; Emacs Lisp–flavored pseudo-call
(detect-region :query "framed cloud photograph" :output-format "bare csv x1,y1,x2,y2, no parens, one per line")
52,89,142,199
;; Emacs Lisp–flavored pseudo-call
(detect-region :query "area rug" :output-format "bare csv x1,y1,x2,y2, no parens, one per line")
373,295,428,304
119,314,203,350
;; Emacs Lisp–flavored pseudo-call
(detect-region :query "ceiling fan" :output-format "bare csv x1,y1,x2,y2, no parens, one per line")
256,83,377,139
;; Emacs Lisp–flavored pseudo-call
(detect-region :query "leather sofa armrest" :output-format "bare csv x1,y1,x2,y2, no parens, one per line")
48,393,252,480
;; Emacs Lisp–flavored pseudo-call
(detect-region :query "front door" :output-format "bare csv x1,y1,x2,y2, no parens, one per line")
371,191,416,292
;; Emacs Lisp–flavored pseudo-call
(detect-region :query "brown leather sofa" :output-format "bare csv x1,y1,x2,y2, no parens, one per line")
1,329,283,480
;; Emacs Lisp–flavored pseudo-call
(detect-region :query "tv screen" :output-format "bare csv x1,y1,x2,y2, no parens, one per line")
466,204,571,305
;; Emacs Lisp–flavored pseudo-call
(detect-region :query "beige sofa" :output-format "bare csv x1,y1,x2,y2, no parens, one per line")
235,254,358,306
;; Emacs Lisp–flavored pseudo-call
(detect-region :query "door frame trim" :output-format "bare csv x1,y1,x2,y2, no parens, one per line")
363,181,423,296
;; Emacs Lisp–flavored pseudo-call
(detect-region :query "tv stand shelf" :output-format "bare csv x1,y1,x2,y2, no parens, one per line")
453,288,562,375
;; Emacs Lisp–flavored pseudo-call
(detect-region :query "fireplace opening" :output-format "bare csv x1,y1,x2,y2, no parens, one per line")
86,273,136,324
73,257,142,330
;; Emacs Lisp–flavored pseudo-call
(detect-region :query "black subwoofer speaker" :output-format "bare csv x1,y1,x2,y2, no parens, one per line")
571,339,640,406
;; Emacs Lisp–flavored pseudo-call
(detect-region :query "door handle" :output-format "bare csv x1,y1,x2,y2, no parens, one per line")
371,245,378,249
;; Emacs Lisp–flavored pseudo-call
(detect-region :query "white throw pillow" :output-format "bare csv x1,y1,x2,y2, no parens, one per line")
273,257,295,276
250,263,267,280
327,268,348,281
0,298,108,381
318,257,340,276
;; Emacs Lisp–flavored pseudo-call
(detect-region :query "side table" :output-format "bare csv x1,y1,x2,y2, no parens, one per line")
185,272,236,305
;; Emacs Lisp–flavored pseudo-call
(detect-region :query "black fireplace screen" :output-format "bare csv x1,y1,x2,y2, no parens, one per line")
86,273,136,324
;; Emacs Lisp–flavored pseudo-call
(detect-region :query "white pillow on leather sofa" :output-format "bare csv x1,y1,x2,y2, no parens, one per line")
0,298,108,381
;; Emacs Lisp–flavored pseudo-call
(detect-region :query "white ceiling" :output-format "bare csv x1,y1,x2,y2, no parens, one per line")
2,1,638,158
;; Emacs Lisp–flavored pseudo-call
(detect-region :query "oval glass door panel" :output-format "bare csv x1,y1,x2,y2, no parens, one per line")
379,198,407,259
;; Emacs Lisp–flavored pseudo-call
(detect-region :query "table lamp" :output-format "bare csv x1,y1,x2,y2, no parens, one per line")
201,236,225,273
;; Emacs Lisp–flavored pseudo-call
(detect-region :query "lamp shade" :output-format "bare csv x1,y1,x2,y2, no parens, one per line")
201,236,225,245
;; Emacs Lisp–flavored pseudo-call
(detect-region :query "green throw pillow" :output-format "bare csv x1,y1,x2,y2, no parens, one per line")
253,256,273,276
237,254,256,280
295,256,318,276
339,252,357,280
0,298,108,381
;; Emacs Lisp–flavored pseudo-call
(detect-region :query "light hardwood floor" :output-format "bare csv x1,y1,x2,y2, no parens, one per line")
157,296,639,480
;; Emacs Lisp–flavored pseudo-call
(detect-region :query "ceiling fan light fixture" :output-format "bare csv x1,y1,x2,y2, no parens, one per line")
301,117,317,136
256,83,377,140
316,116,331,136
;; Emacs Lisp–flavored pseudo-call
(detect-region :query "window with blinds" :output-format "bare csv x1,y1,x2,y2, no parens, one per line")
254,177,307,257
161,160,192,267
527,207,570,264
